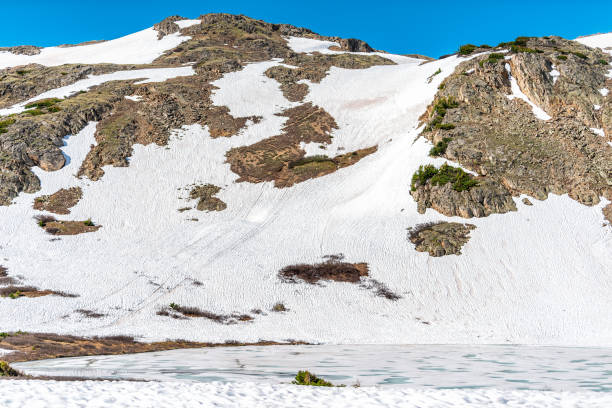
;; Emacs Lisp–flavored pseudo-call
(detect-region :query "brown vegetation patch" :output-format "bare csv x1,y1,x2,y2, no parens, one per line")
35,215,100,236
157,303,253,324
408,222,476,257
226,103,377,187
75,309,107,318
0,285,78,299
33,187,82,214
190,184,227,211
0,332,308,363
279,260,369,284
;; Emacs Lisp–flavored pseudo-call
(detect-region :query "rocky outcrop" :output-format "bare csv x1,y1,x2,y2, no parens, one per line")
411,177,516,218
0,45,41,55
335,38,374,53
420,36,612,219
153,15,186,39
190,184,227,211
0,63,129,109
408,222,476,256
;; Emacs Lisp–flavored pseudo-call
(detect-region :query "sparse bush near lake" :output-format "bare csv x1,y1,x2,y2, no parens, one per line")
293,370,336,387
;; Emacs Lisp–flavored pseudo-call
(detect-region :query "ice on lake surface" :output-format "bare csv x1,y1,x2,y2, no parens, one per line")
14,344,612,392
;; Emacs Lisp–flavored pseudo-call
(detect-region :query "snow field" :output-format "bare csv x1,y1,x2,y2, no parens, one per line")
1,380,611,408
0,37,610,346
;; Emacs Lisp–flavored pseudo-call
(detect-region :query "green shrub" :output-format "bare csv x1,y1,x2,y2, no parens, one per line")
458,44,477,55
288,155,333,169
0,332,8,338
556,55,567,61
429,137,452,156
598,59,608,65
293,370,334,387
16,70,29,76
479,53,505,66
435,123,455,130
438,83,445,90
24,109,45,116
83,219,94,226
479,44,492,49
0,361,20,377
411,163,478,192
514,36,530,46
24,98,61,109
0,118,15,134
571,51,587,60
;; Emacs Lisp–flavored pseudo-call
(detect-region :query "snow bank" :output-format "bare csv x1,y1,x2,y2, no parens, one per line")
0,27,191,69
0,66,195,116
575,32,612,55
2,380,611,408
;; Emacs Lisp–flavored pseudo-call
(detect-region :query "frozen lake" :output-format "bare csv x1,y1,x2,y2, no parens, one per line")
14,344,612,392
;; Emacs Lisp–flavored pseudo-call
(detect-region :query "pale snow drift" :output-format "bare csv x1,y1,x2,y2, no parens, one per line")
2,380,611,408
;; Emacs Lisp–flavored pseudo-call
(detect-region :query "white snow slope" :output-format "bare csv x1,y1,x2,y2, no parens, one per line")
3,380,611,408
0,29,611,347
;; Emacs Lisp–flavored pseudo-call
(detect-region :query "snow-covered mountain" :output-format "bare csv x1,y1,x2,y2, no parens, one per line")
0,14,610,346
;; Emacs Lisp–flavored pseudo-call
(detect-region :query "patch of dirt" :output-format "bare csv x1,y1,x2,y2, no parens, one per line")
408,222,476,256
190,184,227,211
36,216,100,236
226,103,377,187
279,259,369,284
157,304,253,324
0,332,308,363
33,187,82,214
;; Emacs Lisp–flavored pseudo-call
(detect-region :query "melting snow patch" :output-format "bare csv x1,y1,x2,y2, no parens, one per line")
175,19,201,29
0,27,192,69
505,63,551,120
600,88,610,97
549,65,560,84
125,95,143,102
590,128,605,137
0,66,195,116
285,36,340,54
594,104,601,110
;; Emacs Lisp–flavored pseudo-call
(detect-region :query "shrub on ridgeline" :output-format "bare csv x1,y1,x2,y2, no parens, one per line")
458,44,477,55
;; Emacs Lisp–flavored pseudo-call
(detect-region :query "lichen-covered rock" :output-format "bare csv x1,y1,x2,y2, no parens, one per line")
408,222,476,256
411,178,517,218
190,184,227,212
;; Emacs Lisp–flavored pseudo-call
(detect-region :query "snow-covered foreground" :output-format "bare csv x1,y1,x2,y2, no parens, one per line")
2,380,610,408
0,31,610,346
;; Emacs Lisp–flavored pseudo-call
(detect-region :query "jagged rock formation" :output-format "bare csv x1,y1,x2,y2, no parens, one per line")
408,222,476,256
153,15,187,39
419,36,612,218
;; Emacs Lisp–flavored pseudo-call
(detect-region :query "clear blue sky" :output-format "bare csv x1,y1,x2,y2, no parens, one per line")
2,1,611,58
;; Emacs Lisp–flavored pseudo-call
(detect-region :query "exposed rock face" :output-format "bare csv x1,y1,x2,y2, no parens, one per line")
411,178,517,218
408,222,476,256
0,63,129,109
334,38,374,53
420,36,612,219
0,45,41,56
153,15,186,39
